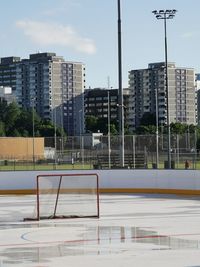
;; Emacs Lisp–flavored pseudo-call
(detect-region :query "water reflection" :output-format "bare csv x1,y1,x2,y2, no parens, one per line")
0,225,200,266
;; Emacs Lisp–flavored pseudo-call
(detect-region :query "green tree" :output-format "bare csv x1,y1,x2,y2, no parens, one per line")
0,121,5,136
21,129,29,137
110,123,118,135
0,101,69,137
0,99,8,122
38,122,55,137
85,115,98,133
170,122,186,134
188,124,196,134
12,129,21,137
0,101,67,138
5,102,21,135
136,125,156,134
15,110,32,136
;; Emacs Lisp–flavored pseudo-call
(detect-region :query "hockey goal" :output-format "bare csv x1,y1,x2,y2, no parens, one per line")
25,173,99,221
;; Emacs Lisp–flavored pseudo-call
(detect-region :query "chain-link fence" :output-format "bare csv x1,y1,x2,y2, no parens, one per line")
0,134,199,171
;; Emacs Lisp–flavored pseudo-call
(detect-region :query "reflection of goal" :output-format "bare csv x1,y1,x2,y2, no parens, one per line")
26,173,99,221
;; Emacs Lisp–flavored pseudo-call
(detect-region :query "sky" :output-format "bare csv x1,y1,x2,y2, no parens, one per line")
0,0,200,89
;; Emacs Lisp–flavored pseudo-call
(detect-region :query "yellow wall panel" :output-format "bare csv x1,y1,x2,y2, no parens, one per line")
0,137,44,160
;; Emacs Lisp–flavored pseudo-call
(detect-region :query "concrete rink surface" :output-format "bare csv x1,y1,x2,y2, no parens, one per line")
0,194,200,266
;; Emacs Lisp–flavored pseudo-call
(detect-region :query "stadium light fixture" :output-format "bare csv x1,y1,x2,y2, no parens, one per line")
152,9,177,169
117,0,124,168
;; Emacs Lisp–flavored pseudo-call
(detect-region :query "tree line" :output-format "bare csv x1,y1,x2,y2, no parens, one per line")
0,100,64,137
1,101,200,140
86,112,200,136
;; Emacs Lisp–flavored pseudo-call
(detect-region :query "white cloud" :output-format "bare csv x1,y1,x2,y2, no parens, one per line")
16,20,96,55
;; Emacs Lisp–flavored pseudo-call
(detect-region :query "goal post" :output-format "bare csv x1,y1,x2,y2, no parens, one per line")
25,173,99,221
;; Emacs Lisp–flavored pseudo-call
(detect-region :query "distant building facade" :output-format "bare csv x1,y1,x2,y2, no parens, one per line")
84,88,129,132
0,57,20,93
84,88,118,122
128,62,196,130
0,53,86,136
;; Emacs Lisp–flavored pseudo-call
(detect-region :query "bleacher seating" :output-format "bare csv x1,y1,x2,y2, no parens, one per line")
93,153,146,169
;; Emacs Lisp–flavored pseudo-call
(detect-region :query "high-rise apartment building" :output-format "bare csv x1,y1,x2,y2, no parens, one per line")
128,62,196,130
84,88,118,121
0,57,20,94
0,53,86,136
84,88,129,132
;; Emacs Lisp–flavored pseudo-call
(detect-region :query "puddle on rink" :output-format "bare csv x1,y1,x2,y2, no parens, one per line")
0,225,200,266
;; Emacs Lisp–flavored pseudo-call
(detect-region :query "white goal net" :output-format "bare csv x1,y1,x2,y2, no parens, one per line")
25,173,99,220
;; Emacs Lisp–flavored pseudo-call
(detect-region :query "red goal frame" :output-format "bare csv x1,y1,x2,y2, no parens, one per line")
25,173,100,221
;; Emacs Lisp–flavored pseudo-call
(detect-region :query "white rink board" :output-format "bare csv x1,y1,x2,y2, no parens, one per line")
0,169,200,193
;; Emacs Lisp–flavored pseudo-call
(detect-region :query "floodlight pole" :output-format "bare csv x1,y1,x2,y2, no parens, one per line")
108,90,111,169
79,109,84,169
32,98,35,169
54,100,57,168
152,9,177,169
164,13,171,169
155,87,159,168
117,0,124,167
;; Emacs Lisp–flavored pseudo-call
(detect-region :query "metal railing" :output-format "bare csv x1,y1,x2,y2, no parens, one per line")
0,133,199,171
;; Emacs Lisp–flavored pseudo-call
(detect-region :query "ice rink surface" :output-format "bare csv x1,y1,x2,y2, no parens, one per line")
0,193,200,266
